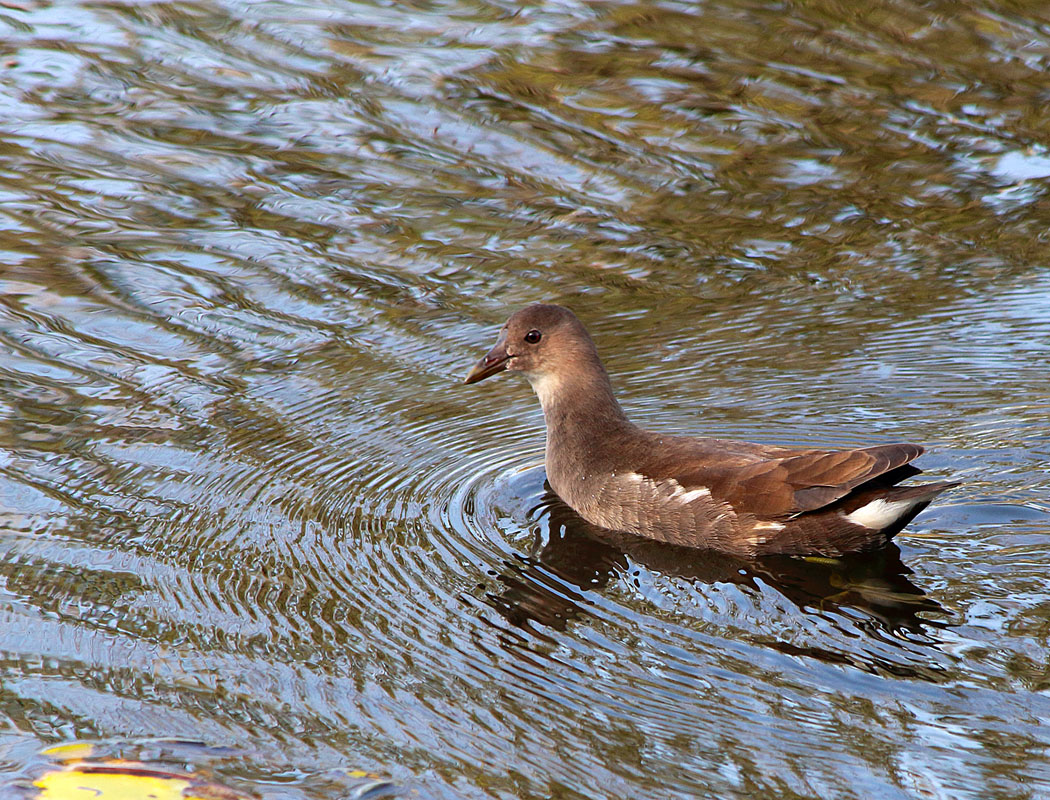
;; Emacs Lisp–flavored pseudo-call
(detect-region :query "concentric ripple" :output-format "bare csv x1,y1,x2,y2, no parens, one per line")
3,0,1050,797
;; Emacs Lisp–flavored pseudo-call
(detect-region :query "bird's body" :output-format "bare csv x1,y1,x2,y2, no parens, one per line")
465,304,955,557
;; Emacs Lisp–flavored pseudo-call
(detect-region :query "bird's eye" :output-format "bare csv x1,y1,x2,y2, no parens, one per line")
524,329,542,344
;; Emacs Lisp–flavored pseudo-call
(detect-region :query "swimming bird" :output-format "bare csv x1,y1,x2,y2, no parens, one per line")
464,303,956,557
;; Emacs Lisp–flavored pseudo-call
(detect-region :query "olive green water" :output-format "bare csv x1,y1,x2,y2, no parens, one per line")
1,0,1049,797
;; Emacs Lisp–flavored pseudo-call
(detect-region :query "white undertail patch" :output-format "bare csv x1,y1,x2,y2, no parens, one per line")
843,498,922,529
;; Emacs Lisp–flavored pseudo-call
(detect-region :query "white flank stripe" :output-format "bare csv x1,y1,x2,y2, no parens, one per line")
676,487,711,504
844,498,920,529
753,521,785,532
622,474,711,504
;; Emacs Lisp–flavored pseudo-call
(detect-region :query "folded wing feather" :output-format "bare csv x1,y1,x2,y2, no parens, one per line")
640,441,925,518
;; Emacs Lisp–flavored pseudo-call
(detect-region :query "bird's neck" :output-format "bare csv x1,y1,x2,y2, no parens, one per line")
528,363,636,476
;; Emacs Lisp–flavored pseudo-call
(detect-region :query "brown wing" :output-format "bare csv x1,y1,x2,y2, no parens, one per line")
638,441,925,518
725,443,925,516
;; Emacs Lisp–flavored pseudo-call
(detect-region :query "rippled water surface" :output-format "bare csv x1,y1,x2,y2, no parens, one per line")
2,0,1050,797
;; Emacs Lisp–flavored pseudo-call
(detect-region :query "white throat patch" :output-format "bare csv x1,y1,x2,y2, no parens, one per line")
529,371,565,413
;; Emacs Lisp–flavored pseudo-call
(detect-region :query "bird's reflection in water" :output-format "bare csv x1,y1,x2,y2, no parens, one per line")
485,489,950,674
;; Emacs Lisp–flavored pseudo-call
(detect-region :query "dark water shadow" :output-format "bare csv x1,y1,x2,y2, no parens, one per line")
485,489,951,674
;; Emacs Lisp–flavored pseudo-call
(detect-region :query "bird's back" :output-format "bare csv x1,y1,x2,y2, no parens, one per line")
547,429,952,557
